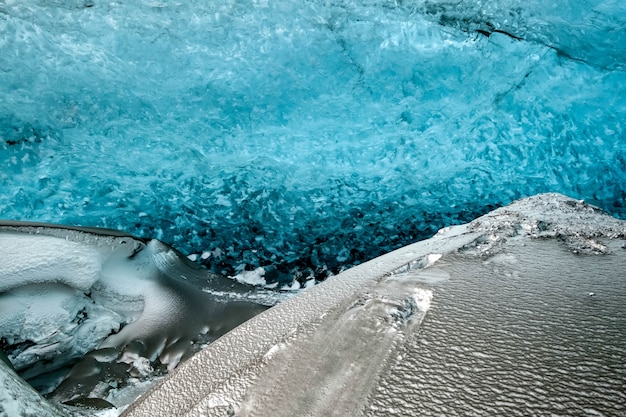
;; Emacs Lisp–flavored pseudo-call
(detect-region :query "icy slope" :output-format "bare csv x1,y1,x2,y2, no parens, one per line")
0,222,267,406
123,193,626,417
1,0,625,285
1,361,66,417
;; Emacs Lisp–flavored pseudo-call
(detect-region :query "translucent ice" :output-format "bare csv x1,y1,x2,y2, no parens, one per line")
0,0,625,285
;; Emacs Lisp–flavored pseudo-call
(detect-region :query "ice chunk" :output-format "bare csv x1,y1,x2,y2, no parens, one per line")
232,267,267,287
0,221,268,404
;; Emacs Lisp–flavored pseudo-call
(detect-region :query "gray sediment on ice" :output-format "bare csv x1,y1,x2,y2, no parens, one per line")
123,193,626,416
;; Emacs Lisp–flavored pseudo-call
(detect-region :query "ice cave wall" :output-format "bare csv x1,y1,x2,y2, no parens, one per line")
1,0,625,284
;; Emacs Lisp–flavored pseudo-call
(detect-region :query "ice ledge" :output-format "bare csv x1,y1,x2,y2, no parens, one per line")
122,193,626,416
464,192,626,255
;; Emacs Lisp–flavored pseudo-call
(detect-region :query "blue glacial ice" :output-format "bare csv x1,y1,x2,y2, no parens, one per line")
1,0,625,286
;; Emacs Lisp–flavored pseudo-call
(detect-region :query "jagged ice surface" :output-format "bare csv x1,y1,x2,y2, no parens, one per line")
0,222,268,408
1,0,625,285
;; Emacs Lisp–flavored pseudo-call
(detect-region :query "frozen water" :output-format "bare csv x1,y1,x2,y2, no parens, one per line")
1,360,65,417
0,222,268,406
1,0,625,285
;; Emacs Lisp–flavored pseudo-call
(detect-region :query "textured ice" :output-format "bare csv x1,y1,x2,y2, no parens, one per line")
2,0,626,414
0,221,267,408
1,0,625,287
1,360,65,417
123,193,626,417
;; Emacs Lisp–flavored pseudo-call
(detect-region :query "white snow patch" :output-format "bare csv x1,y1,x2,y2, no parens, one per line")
0,234,102,292
411,288,433,312
232,267,266,286
426,253,442,267
263,343,285,360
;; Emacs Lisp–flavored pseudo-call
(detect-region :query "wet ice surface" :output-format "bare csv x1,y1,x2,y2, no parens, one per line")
236,278,432,417
368,239,626,416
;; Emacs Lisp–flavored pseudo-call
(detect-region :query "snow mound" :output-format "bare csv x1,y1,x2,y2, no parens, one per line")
0,221,267,407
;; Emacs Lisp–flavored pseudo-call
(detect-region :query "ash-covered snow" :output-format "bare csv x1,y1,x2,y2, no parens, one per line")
1,0,625,286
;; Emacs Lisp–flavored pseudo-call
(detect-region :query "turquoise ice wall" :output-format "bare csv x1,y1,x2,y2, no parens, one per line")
1,0,625,285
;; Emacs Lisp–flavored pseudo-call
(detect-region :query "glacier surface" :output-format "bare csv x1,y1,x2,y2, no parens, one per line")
122,193,626,417
1,0,625,285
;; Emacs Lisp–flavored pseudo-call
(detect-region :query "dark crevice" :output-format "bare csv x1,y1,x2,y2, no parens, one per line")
476,27,524,41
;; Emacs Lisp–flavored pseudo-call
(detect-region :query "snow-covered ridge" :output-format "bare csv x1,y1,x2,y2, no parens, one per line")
465,193,626,255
